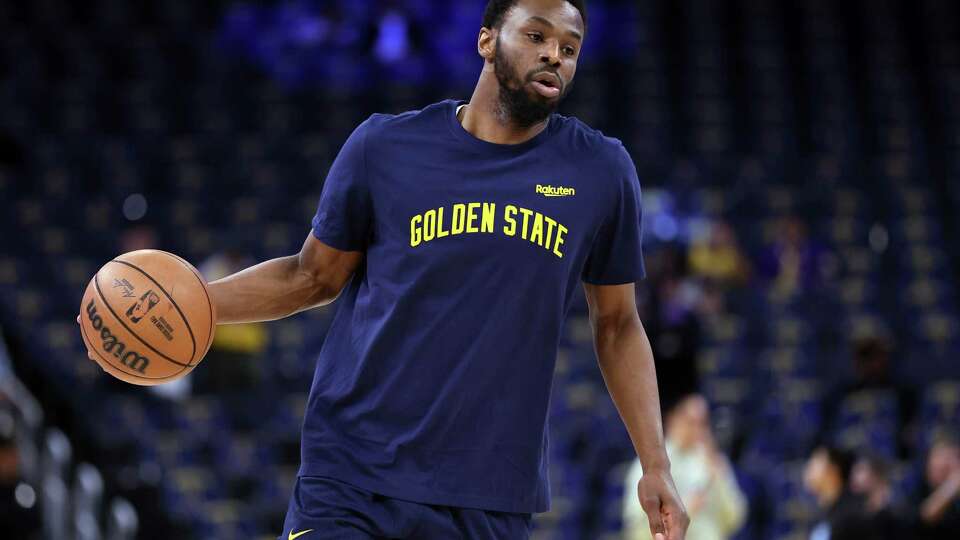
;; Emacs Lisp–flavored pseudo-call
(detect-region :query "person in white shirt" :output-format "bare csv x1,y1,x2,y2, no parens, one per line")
623,394,746,540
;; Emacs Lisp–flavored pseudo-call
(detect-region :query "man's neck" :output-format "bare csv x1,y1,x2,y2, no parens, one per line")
459,70,550,145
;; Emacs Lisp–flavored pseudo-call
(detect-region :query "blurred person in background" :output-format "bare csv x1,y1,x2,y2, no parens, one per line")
849,453,909,538
118,224,157,254
802,445,878,540
688,220,750,288
645,245,702,412
820,335,917,457
0,405,40,539
758,216,831,299
916,434,960,539
623,394,746,540
196,246,268,396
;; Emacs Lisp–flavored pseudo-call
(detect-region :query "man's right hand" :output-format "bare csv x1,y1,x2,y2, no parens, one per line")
77,313,99,364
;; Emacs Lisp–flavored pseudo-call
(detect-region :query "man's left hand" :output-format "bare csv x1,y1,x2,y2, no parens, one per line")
637,468,689,540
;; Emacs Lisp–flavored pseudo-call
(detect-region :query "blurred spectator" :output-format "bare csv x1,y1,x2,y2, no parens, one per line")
916,434,960,539
820,335,917,457
849,454,910,538
623,394,746,540
645,245,702,411
758,216,831,299
195,248,269,396
802,445,879,540
0,406,40,539
119,225,157,253
688,221,750,288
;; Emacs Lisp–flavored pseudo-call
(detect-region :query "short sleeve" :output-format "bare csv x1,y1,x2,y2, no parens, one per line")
311,118,375,251
581,144,646,284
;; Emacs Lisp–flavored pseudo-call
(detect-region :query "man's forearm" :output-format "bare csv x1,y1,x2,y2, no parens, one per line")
208,255,337,324
594,314,670,471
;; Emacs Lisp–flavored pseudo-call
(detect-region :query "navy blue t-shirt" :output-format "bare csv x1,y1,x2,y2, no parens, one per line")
303,99,645,514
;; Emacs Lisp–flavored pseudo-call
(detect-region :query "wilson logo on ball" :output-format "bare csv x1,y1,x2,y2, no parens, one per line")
86,299,151,373
126,290,160,323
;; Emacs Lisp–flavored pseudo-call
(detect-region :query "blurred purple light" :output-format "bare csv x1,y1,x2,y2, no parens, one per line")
374,11,410,63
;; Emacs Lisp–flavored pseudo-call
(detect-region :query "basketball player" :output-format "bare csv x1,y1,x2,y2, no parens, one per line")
82,0,688,538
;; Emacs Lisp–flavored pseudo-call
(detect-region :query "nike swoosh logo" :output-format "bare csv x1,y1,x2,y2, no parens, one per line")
288,529,313,540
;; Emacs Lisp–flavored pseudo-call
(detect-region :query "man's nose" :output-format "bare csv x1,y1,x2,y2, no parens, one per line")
539,42,561,67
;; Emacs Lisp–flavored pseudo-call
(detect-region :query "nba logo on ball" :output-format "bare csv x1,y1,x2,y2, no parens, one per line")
126,290,160,323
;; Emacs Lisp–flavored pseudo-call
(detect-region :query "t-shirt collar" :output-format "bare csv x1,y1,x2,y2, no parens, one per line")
447,100,556,153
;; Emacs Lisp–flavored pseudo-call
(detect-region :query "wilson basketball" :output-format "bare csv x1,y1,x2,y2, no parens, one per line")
78,250,216,385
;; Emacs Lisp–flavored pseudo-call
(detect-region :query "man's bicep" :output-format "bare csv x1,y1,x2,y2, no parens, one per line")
299,231,363,293
583,282,641,328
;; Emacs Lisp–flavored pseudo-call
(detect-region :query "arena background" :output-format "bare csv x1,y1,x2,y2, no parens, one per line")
1,0,959,538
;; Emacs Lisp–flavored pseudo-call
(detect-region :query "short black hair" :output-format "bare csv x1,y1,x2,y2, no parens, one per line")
482,0,587,31
857,452,891,481
822,445,856,485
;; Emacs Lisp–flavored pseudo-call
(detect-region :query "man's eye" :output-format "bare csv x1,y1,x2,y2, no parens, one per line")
564,47,576,56
528,33,543,42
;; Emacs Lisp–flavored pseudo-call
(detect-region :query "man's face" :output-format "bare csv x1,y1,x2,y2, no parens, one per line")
850,458,881,494
667,396,710,450
803,449,829,495
491,0,584,126
926,442,960,488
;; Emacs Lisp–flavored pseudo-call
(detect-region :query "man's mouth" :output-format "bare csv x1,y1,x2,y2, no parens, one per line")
530,73,561,98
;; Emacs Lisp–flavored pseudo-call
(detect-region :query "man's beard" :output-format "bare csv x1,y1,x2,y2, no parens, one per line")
493,39,571,128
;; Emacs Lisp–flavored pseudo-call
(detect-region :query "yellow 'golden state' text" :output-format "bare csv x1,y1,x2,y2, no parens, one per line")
409,202,567,258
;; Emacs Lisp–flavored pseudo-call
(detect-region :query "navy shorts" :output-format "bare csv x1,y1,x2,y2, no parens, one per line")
278,476,533,540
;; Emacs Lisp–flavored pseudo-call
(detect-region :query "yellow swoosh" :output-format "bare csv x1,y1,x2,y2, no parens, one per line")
288,529,314,540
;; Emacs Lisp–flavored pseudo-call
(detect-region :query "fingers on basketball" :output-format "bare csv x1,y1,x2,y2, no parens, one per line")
77,313,97,362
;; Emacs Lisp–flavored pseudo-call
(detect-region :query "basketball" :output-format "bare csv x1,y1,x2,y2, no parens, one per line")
78,250,216,386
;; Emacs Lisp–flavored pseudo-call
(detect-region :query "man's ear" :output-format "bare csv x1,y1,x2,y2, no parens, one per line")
478,27,497,61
